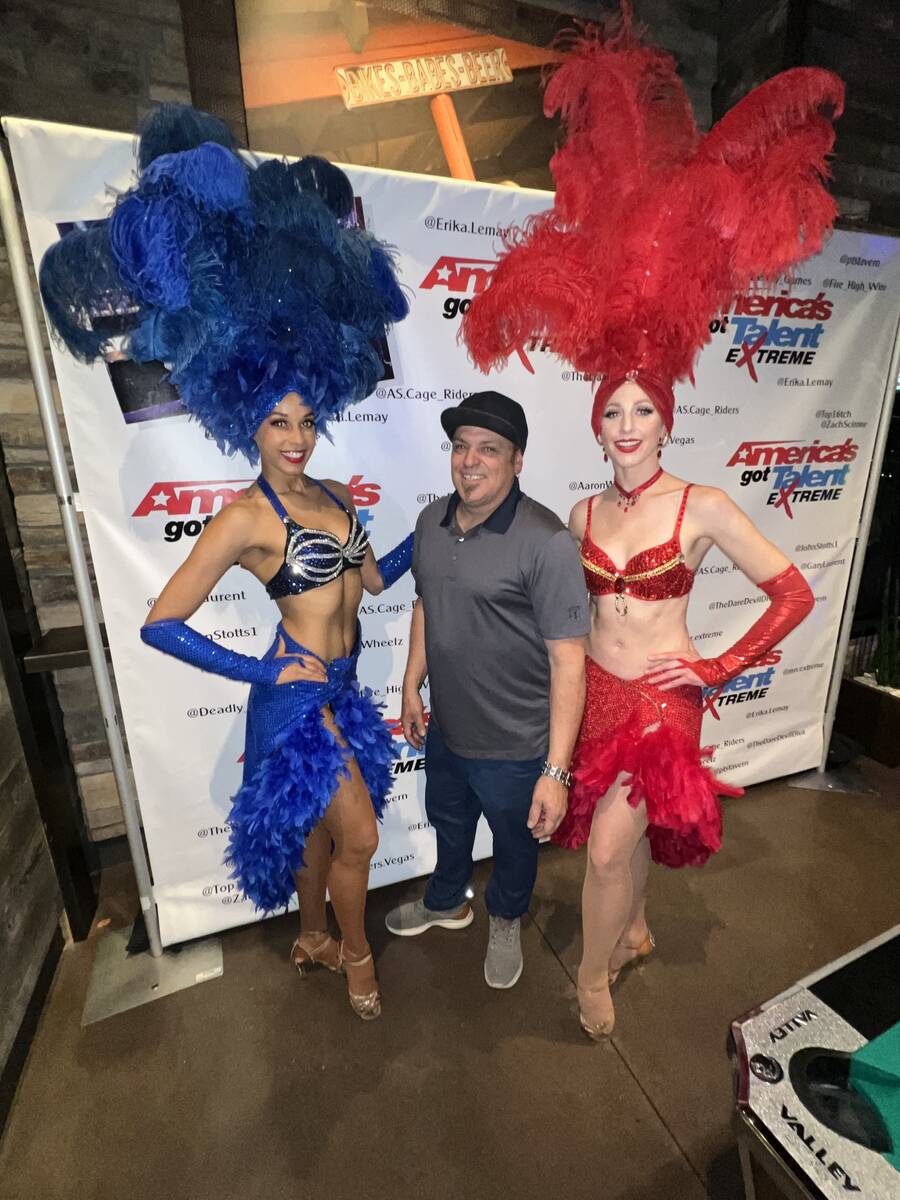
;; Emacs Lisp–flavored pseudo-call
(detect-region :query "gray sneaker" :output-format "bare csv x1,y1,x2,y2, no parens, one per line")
484,916,523,989
385,897,474,937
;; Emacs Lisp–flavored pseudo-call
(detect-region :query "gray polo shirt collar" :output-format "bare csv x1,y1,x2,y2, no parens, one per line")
439,477,522,534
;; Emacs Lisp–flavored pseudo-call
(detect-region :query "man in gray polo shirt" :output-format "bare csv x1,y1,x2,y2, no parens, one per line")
385,391,589,989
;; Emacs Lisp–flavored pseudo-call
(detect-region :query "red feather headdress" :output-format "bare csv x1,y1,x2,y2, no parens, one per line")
461,4,844,433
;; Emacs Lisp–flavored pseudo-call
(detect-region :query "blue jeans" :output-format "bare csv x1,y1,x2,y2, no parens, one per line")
423,720,543,920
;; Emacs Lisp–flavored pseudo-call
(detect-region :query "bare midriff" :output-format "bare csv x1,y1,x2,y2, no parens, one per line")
273,574,363,663
588,591,694,681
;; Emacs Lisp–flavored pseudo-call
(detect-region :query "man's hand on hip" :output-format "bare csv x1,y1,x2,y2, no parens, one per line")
527,775,569,840
401,686,427,750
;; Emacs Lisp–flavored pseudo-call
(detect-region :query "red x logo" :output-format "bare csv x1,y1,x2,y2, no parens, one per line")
702,687,724,720
734,331,768,382
773,477,799,519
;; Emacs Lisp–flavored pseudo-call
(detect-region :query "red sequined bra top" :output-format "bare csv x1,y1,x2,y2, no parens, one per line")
582,485,694,601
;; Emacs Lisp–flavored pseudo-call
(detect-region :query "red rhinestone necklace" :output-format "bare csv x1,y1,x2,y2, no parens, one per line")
612,467,663,512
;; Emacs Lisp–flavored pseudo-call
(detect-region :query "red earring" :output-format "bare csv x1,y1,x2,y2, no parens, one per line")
603,451,608,462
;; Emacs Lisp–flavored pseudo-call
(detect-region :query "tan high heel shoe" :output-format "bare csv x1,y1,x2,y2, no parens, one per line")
577,982,615,1042
339,942,382,1021
608,930,655,986
290,931,343,975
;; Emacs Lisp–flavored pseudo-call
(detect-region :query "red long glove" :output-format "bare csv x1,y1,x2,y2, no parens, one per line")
681,564,814,686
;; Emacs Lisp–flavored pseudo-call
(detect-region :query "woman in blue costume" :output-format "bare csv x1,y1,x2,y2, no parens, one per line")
39,105,412,1020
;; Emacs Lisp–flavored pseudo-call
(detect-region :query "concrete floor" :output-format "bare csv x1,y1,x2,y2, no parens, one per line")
2,761,898,1200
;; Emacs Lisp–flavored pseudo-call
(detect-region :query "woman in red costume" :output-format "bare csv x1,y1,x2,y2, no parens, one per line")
558,376,812,1038
462,7,843,1039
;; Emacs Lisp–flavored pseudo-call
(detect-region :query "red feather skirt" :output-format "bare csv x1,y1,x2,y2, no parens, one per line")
553,657,743,867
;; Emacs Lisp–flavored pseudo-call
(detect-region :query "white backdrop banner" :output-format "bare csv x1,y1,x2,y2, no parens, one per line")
6,116,900,945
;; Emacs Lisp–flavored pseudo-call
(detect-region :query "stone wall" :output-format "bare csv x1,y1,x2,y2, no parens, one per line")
0,0,191,841
0,443,62,1076
0,668,61,1076
0,0,191,131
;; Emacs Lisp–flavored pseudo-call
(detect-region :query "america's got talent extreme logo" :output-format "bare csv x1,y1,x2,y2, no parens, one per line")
726,437,857,519
131,475,382,542
709,290,835,382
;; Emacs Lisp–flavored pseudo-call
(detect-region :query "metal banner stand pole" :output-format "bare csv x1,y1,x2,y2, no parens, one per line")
791,308,900,796
1,143,222,1020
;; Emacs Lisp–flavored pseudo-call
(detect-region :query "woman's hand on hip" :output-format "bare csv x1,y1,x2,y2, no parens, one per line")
274,636,328,684
644,650,706,691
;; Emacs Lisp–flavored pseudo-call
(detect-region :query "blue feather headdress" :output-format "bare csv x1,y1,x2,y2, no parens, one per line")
39,106,408,461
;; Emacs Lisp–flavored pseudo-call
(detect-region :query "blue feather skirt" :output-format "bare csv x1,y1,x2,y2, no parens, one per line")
225,624,396,913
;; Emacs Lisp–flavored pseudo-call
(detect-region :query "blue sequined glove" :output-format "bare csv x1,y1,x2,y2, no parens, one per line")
376,533,414,590
141,619,284,685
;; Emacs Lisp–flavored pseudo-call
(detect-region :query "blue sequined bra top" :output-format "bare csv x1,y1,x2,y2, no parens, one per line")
257,475,369,599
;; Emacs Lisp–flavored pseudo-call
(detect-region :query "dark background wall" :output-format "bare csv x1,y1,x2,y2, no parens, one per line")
716,0,900,230
0,651,60,1080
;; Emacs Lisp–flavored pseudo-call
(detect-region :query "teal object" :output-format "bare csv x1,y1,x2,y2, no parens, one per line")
850,1021,900,1172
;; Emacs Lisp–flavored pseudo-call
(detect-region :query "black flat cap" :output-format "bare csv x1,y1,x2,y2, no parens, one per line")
440,390,528,450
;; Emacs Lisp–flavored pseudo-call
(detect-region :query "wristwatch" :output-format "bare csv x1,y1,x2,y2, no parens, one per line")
541,760,573,788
